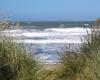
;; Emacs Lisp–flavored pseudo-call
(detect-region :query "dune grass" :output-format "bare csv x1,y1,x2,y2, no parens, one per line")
0,37,38,80
55,28,100,80
80,29,100,80
0,21,39,80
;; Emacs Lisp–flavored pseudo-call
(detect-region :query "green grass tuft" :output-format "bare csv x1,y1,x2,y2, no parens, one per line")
0,37,38,80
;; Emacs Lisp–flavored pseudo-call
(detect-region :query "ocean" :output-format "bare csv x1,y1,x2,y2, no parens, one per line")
1,21,94,64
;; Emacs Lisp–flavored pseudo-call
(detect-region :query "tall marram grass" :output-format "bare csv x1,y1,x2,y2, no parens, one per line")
56,28,100,80
80,29,100,80
0,37,38,80
0,20,39,80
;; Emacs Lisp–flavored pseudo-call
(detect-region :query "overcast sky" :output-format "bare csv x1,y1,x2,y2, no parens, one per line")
0,0,100,21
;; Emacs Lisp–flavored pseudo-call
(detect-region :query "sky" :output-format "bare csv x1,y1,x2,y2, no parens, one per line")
0,0,100,21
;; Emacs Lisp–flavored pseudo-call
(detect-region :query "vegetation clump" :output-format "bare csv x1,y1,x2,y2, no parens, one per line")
0,37,38,80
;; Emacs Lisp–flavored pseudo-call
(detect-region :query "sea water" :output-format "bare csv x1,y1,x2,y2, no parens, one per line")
1,21,94,64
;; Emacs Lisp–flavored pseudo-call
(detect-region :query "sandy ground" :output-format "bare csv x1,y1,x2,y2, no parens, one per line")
41,63,61,70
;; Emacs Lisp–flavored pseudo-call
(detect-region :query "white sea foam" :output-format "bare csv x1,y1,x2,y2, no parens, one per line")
16,39,82,44
1,28,91,44
1,29,26,33
22,28,90,37
45,28,91,33
22,32,83,38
